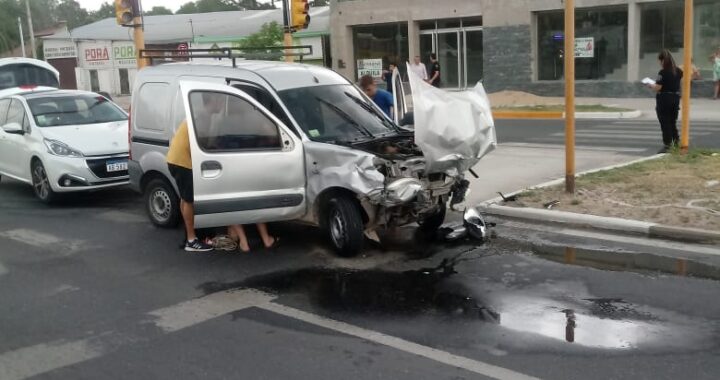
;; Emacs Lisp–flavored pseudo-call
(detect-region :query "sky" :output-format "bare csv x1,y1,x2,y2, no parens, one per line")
76,0,275,13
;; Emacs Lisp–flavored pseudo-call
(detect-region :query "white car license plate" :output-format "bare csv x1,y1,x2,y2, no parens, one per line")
106,160,128,173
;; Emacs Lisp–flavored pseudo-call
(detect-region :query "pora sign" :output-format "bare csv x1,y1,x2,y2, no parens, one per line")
85,47,110,62
81,44,136,67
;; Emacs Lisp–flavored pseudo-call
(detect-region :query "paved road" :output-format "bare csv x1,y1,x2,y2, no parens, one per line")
495,119,720,155
2,177,720,380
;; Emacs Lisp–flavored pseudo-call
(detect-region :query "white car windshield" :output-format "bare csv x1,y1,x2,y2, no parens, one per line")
0,64,59,90
26,94,127,127
278,84,399,144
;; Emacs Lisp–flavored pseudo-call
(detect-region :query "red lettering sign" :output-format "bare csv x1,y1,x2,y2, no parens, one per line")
84,47,110,62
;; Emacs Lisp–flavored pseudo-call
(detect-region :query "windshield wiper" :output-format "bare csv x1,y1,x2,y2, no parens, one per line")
315,97,374,139
343,92,400,136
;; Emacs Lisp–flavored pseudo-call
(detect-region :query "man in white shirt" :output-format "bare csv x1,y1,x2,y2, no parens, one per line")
409,55,428,80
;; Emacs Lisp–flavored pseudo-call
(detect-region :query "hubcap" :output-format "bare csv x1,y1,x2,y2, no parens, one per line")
329,209,345,247
150,189,172,222
32,164,50,199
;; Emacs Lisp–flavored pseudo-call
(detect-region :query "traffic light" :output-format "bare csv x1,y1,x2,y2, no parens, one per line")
290,0,310,31
115,0,138,25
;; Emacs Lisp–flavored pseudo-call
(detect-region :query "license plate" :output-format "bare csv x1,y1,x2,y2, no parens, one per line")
106,159,128,172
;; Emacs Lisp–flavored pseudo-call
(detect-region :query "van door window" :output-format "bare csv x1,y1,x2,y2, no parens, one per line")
232,84,296,136
189,91,281,152
0,99,11,125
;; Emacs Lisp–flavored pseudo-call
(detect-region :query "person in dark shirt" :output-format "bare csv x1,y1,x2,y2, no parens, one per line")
427,53,441,88
382,63,396,94
646,49,683,153
360,74,394,118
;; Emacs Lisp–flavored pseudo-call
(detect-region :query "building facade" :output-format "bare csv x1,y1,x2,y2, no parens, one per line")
330,0,720,97
42,7,330,97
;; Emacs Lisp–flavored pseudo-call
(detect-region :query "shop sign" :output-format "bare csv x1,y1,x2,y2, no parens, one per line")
357,58,383,78
44,44,77,59
574,37,594,58
114,44,137,66
82,46,111,67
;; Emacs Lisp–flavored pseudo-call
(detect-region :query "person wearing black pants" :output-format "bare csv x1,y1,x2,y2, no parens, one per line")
647,50,683,153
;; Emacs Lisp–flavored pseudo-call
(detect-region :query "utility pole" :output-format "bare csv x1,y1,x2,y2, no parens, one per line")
564,0,576,193
282,0,293,63
18,17,26,58
25,0,36,58
680,0,693,153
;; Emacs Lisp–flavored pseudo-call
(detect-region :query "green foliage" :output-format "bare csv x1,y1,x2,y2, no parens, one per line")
176,0,237,14
145,6,174,16
55,0,90,29
236,21,284,60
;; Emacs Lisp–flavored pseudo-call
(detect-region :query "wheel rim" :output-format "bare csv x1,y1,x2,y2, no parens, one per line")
329,209,346,248
32,164,50,200
150,188,172,222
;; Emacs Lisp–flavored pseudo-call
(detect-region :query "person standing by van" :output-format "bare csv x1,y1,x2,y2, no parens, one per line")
646,50,683,153
427,53,441,88
409,56,428,81
360,74,394,118
167,93,224,252
711,48,720,99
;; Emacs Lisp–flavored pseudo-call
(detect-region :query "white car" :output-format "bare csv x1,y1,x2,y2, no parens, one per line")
0,88,130,202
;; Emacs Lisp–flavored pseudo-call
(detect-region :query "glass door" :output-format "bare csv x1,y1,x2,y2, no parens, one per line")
437,31,461,88
463,28,483,88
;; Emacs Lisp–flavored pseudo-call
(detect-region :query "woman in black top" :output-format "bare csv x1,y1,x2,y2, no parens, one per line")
647,49,683,153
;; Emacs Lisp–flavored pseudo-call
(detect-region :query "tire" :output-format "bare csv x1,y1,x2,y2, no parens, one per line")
324,196,365,257
418,201,447,235
31,160,57,203
144,178,180,228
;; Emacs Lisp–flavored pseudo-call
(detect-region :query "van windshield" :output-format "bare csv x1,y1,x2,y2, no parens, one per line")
27,94,127,127
278,84,399,144
0,64,59,90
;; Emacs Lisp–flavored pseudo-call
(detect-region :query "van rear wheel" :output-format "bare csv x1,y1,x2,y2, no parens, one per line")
324,196,364,257
145,178,180,228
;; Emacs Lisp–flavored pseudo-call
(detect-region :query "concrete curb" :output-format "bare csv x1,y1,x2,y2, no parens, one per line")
492,109,642,120
480,204,720,244
477,153,720,244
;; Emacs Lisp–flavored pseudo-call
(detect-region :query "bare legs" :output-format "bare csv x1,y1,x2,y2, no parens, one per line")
228,223,276,252
714,81,720,100
180,200,196,241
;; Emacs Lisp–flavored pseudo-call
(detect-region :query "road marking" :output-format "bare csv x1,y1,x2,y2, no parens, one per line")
148,289,272,332
2,288,541,380
0,229,93,254
0,340,104,380
259,301,540,380
549,132,710,140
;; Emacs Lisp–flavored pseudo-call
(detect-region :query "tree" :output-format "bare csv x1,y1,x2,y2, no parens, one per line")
55,0,90,29
237,21,283,60
222,0,275,10
177,0,236,14
145,6,173,15
88,1,115,22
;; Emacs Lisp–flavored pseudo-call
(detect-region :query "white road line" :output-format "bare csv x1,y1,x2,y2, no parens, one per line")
0,229,62,247
148,289,272,332
0,340,104,380
260,301,540,380
550,133,710,140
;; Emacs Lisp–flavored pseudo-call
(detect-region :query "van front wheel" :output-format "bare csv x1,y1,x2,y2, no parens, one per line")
325,196,364,257
145,178,180,228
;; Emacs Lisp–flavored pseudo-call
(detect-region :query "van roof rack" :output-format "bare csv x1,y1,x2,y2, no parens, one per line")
139,46,314,67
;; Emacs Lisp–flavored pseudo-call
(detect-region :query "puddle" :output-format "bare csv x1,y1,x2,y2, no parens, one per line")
199,259,500,322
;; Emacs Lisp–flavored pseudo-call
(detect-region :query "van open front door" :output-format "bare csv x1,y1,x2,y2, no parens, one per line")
179,81,307,228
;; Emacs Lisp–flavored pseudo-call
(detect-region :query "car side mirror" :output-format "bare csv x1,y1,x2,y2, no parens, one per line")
2,122,24,135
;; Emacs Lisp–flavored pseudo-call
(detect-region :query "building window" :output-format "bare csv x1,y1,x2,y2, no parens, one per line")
353,23,409,80
537,6,628,81
89,70,100,92
642,0,720,79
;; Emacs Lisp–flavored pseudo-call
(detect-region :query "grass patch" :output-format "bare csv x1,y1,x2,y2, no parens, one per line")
513,149,720,230
493,104,634,113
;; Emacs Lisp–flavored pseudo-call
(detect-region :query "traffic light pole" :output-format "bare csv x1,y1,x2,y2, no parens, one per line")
564,0,576,194
133,15,148,69
282,0,294,63
680,0,693,153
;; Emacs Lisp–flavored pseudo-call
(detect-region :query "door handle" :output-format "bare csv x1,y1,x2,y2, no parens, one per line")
201,161,222,178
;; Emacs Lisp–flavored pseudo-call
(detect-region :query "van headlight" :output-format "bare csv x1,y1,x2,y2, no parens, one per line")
386,177,424,204
44,139,84,157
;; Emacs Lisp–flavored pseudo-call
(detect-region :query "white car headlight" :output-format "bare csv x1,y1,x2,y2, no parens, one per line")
44,139,84,157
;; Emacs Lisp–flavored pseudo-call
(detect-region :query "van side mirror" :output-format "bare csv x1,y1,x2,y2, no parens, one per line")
2,122,24,135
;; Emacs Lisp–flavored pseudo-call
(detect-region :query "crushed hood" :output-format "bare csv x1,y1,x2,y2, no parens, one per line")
407,65,496,175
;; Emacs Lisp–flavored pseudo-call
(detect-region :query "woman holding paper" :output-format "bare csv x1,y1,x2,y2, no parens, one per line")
646,49,683,153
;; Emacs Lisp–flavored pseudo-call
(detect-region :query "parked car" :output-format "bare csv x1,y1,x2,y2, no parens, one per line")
129,60,480,256
0,88,130,202
0,57,59,98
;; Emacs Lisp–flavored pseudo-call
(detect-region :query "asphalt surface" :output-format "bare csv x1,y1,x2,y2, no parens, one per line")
1,174,720,380
495,118,720,154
